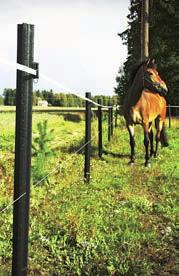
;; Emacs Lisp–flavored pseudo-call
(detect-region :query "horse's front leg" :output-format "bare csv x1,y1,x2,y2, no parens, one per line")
148,122,155,157
144,123,151,167
127,124,135,165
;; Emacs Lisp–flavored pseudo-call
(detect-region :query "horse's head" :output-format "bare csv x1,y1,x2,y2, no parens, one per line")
129,58,157,85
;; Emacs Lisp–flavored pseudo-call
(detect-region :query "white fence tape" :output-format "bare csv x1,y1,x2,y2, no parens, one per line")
167,105,179,108
16,63,36,76
0,57,113,109
0,57,37,76
40,72,112,108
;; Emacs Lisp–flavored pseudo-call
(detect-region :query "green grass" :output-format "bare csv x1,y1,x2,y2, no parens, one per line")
0,110,178,275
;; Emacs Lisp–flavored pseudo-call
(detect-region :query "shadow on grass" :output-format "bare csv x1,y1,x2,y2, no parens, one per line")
56,111,97,122
41,112,84,122
60,139,98,157
63,113,83,122
56,112,84,122
59,139,129,159
60,138,85,154
103,150,129,159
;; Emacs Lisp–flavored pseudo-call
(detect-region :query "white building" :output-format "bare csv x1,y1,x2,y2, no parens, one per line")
37,100,48,107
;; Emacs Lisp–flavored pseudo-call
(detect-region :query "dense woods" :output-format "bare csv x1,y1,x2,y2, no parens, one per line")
115,0,179,106
1,88,117,107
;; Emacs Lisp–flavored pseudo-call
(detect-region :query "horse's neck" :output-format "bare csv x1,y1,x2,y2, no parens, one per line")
125,66,144,107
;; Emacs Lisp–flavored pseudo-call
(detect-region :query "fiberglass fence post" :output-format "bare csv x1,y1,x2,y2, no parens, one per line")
111,106,113,136
12,23,34,276
108,107,111,142
168,104,171,128
98,99,102,158
115,106,118,128
84,92,91,183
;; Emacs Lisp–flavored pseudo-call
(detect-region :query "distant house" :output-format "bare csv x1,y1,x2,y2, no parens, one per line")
37,100,48,107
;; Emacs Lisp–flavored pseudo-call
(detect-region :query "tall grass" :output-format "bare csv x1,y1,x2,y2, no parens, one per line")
0,112,178,275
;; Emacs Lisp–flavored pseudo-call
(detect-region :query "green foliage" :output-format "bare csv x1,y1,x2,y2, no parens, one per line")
2,88,117,107
32,120,54,156
0,96,3,105
32,120,55,184
114,67,128,104
93,95,118,106
115,0,179,106
33,91,117,108
3,88,16,105
0,113,178,275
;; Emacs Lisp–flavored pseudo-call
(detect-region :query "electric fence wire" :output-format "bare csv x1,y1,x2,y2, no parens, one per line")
0,119,116,214
0,56,116,214
0,140,91,214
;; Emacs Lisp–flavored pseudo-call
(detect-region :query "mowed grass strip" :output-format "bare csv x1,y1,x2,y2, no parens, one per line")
0,112,178,275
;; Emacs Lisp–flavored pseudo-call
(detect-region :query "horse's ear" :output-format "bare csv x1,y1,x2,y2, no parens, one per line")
146,58,150,66
152,58,155,63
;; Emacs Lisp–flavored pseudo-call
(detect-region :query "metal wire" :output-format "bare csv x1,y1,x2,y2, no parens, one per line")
0,56,117,214
0,118,115,214
0,193,26,214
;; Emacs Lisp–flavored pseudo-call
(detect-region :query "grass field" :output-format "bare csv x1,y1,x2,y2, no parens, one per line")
0,108,178,275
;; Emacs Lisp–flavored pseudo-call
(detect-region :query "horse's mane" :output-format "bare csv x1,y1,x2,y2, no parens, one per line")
129,61,145,86
124,58,161,109
124,61,145,108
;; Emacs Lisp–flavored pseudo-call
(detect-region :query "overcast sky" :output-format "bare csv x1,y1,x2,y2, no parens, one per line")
0,0,129,96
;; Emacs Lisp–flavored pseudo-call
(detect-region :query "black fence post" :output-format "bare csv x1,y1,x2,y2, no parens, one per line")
108,107,111,142
168,104,171,128
84,92,91,183
111,106,113,136
98,99,102,158
12,23,34,276
115,106,118,128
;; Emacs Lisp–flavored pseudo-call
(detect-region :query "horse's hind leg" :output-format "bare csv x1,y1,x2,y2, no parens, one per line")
127,124,135,165
154,118,163,157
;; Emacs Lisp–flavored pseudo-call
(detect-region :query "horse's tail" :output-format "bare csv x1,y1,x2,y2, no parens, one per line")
160,123,169,147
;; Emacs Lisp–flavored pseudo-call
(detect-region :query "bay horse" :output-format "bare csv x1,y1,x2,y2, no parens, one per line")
123,59,169,167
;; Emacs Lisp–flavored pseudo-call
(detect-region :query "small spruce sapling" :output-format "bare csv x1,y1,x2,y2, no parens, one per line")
32,120,55,184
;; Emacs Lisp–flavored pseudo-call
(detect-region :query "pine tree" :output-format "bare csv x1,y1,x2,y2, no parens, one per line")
0,96,3,105
3,88,16,105
115,0,179,106
150,0,179,106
